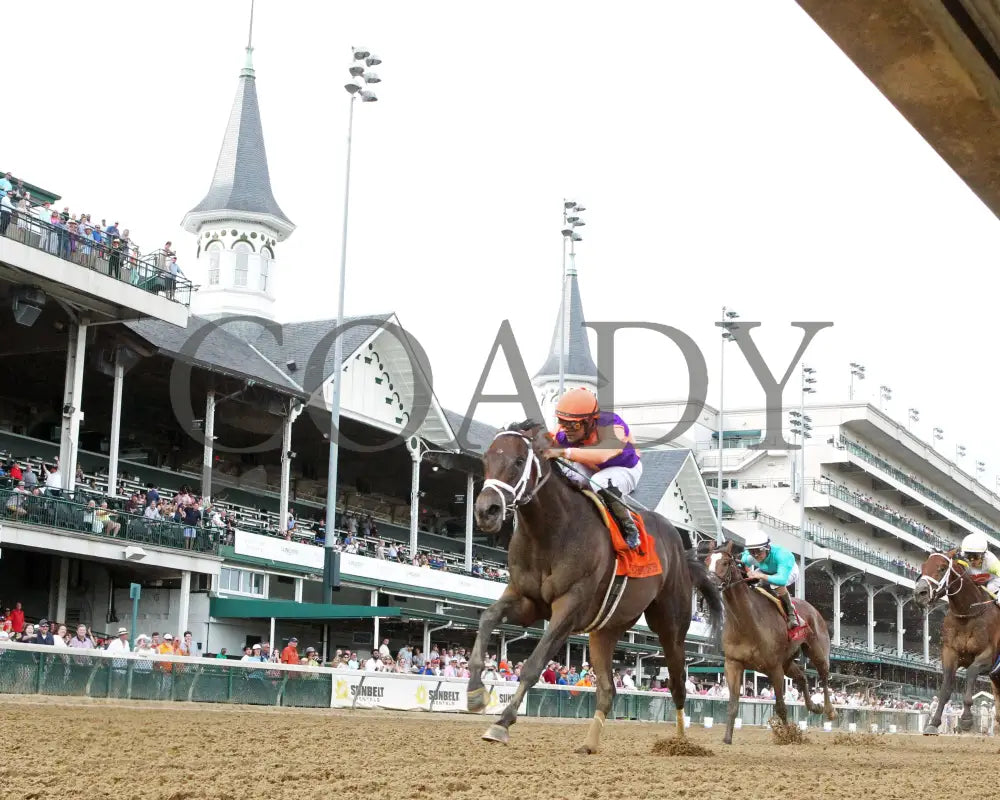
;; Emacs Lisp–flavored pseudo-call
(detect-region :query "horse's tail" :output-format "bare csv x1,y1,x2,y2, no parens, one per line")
686,551,724,642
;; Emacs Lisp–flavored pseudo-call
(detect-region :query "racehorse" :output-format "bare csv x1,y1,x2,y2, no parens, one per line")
706,541,836,744
467,421,723,753
913,550,1000,735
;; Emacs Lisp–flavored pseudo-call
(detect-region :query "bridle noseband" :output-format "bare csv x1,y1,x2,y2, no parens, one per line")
481,431,549,520
916,554,964,603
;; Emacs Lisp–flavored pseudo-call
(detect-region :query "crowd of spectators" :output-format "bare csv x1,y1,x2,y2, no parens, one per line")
0,170,183,283
817,475,955,553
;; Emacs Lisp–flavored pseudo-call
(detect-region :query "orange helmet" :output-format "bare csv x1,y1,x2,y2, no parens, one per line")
555,388,599,421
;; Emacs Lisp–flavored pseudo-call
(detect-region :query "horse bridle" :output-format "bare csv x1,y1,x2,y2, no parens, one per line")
709,551,751,593
481,431,550,520
916,554,966,603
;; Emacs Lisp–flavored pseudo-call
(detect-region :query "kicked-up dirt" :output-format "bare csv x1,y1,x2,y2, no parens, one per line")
0,695,995,800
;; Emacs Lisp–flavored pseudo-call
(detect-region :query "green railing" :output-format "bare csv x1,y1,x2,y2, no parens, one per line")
816,482,954,552
840,436,999,540
741,510,918,579
0,643,932,732
0,488,218,555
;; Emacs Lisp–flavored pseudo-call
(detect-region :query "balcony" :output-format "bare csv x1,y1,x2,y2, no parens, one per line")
814,482,954,553
0,212,192,326
840,436,999,540
0,488,218,555
742,511,920,580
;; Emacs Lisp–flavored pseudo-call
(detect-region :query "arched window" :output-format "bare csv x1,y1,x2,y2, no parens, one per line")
206,240,223,285
233,240,252,287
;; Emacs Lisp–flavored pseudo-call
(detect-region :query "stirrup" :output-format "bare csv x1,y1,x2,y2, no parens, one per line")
623,522,640,549
990,653,1000,677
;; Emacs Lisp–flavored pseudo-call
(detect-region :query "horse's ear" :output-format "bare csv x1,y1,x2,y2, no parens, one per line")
707,540,716,553
724,540,734,554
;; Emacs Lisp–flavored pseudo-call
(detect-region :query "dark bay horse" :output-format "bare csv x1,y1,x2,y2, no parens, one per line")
467,422,723,753
706,542,835,744
913,550,1000,734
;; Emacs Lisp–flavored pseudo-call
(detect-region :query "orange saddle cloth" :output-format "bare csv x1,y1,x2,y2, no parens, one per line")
582,490,662,579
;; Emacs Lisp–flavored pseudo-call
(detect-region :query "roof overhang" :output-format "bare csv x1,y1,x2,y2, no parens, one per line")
795,0,1000,219
210,597,402,621
181,209,296,241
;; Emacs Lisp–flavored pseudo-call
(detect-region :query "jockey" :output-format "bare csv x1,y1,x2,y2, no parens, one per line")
959,532,1000,600
546,388,644,549
740,531,799,630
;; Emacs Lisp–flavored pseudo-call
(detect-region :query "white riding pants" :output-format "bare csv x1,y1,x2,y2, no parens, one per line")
563,461,643,496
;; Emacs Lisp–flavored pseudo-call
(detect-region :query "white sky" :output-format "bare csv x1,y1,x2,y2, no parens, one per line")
5,1,999,482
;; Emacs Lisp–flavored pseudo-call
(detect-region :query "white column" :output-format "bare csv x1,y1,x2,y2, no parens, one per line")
565,641,571,666
279,400,295,534
923,610,930,663
201,390,215,499
896,594,905,655
409,449,421,557
107,358,124,498
178,570,192,637
294,578,303,603
322,625,329,663
371,589,379,648
866,586,875,653
269,616,276,649
464,472,475,573
500,632,507,661
56,558,69,624
832,575,842,646
59,322,88,492
422,621,431,655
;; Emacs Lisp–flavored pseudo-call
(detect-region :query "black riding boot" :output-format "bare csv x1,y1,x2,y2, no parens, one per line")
779,592,797,630
600,486,640,549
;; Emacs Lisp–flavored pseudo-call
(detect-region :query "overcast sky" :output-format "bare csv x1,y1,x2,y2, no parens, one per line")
6,1,999,484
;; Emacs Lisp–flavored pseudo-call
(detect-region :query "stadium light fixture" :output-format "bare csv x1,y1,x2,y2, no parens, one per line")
715,306,739,545
556,199,587,399
849,362,865,401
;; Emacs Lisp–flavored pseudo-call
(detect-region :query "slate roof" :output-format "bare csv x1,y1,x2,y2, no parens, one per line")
442,410,498,455
534,271,599,381
632,448,692,510
185,58,292,227
126,315,303,396
246,314,393,393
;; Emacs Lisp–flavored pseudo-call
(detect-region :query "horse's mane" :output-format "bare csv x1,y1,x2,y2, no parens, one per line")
505,419,544,434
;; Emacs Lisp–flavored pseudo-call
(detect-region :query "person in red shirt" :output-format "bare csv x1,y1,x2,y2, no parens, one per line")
280,637,300,664
9,462,22,482
541,661,558,684
9,602,24,634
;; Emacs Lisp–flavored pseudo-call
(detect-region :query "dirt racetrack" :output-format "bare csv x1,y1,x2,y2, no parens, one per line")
0,696,995,800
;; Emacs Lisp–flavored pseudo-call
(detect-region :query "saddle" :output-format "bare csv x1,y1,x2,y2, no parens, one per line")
753,585,810,642
581,490,662,579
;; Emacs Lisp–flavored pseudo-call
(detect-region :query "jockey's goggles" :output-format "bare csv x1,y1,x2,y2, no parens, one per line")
560,420,587,431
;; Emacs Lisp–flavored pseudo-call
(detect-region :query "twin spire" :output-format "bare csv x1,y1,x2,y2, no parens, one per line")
182,0,294,235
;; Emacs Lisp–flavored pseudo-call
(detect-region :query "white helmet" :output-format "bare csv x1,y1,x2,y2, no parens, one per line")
743,531,770,550
961,532,989,555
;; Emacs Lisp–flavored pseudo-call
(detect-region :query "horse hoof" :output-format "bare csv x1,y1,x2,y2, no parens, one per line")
574,745,597,755
482,724,509,744
722,738,733,746
959,718,973,733
923,725,939,736
467,687,487,713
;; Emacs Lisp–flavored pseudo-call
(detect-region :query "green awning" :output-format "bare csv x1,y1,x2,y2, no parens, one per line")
710,497,735,514
210,597,402,621
711,430,761,440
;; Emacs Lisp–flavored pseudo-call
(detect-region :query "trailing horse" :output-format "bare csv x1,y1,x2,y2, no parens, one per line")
467,422,722,753
706,542,836,744
913,550,1000,735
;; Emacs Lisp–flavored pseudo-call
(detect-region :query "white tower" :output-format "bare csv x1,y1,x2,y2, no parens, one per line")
532,261,599,427
181,9,294,321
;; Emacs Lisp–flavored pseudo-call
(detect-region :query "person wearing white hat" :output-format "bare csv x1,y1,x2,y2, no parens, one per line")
106,627,131,653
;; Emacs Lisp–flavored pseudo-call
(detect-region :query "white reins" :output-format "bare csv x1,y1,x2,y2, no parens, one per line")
915,554,964,601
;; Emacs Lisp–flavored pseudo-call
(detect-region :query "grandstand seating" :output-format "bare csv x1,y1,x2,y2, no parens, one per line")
0,441,511,578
